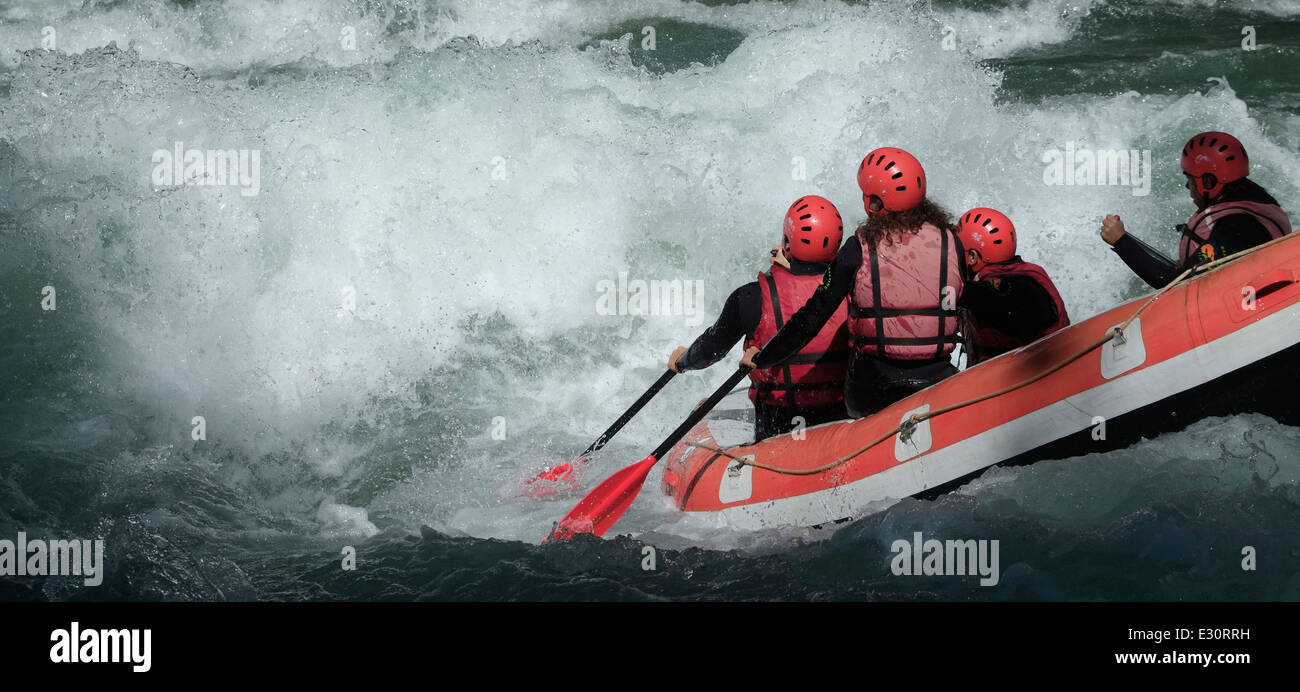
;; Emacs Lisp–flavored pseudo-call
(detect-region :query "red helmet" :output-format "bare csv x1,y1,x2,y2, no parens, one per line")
857,147,926,215
1181,131,1249,199
782,195,843,263
957,207,1016,273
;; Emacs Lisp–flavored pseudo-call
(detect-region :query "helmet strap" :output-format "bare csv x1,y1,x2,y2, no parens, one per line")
771,247,791,270
1201,173,1218,197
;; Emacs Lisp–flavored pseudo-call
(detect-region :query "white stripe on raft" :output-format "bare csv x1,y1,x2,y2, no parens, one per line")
697,299,1300,531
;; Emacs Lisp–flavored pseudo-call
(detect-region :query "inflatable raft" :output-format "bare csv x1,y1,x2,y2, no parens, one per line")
660,231,1300,530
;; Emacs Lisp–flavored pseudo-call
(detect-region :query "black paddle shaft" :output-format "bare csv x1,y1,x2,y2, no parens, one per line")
650,367,750,460
580,369,677,458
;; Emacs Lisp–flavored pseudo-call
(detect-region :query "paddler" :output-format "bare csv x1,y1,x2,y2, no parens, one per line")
1100,131,1292,287
955,207,1071,366
740,148,964,418
668,195,851,441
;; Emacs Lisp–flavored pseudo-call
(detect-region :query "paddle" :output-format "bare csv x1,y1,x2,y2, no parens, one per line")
521,369,677,495
543,366,751,543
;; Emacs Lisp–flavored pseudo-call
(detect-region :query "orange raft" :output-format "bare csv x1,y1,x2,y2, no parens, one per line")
661,231,1300,530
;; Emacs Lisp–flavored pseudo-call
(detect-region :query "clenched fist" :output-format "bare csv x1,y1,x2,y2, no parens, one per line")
1100,214,1127,246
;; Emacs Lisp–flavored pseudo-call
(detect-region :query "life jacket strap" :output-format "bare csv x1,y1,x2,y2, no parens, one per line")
855,334,960,348
763,271,796,389
935,226,951,358
750,380,844,393
848,305,958,318
867,236,886,358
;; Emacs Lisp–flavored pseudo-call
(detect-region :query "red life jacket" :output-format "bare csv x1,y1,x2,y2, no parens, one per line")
961,259,1070,366
848,223,964,360
745,264,850,408
1178,200,1291,264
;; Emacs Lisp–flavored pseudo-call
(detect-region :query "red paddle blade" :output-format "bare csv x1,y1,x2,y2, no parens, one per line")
534,462,575,483
542,456,658,543
518,461,580,498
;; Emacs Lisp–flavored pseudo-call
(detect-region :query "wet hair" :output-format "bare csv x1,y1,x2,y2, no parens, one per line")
1216,177,1279,206
855,197,955,246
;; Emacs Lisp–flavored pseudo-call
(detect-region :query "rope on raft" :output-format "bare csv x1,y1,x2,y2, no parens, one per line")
685,231,1296,476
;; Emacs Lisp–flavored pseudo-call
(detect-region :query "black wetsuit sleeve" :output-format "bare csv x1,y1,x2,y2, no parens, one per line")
1111,233,1180,289
752,236,861,368
1112,216,1273,289
674,282,761,371
958,275,1058,342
